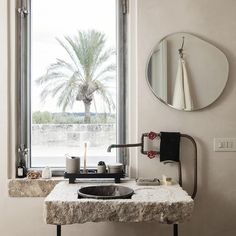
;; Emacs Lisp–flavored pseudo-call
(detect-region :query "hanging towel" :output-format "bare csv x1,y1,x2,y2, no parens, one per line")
172,58,193,111
160,132,181,162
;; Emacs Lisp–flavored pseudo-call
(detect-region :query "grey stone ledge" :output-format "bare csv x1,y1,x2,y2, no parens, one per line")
8,178,64,197
44,181,194,225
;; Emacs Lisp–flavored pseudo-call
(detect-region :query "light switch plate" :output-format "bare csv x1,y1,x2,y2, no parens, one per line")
214,138,236,152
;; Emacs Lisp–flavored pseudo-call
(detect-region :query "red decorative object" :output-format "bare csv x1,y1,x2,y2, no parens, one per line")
148,131,158,140
147,150,157,159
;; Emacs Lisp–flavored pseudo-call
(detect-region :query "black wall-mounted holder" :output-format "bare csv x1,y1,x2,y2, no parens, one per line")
64,171,125,184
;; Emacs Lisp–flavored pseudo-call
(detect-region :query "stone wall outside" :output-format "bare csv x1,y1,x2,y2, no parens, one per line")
32,124,116,147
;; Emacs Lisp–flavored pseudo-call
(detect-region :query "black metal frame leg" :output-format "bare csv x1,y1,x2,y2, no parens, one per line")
173,224,178,236
57,225,61,236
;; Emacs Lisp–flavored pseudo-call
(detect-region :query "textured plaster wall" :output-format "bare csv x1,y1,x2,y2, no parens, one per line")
1,0,236,235
136,1,236,236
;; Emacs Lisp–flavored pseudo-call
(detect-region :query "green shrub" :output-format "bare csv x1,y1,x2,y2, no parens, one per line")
32,111,53,124
32,111,116,124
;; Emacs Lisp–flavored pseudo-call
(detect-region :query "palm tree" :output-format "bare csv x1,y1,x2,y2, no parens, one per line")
36,30,116,123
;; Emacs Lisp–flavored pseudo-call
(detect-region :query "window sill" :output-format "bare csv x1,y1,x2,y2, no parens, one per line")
8,178,64,197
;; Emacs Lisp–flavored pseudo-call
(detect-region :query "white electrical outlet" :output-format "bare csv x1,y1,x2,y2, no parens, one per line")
214,138,236,152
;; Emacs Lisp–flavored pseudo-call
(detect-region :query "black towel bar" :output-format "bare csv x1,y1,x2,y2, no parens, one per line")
140,132,197,199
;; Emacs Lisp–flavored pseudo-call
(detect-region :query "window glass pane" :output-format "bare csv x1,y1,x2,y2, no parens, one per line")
31,0,117,167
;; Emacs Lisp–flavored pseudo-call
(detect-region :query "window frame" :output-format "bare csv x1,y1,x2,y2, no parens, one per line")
16,0,128,176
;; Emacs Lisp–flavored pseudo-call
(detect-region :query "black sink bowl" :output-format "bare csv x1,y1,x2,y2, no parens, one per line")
78,185,134,199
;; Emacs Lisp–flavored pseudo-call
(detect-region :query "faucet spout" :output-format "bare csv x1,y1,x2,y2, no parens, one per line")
107,144,116,152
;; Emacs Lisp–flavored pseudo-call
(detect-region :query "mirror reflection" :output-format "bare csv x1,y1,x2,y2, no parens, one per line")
147,32,229,111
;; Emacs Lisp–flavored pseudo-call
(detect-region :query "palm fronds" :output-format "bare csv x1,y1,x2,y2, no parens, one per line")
37,30,116,122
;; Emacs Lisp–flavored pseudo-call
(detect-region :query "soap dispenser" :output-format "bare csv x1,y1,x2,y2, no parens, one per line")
97,161,106,174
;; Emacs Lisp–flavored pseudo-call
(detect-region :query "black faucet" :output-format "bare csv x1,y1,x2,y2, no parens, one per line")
107,143,143,152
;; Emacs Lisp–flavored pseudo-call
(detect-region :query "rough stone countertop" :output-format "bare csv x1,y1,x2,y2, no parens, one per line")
8,178,63,197
44,180,194,225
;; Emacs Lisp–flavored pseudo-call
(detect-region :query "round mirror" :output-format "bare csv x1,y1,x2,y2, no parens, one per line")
146,32,229,111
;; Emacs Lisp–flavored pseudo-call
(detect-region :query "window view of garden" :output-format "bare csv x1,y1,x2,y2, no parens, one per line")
31,0,117,167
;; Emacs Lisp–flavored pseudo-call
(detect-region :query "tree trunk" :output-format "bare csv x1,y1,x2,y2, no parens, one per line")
84,102,91,123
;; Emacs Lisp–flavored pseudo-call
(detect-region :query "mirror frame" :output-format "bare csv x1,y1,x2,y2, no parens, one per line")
146,32,229,111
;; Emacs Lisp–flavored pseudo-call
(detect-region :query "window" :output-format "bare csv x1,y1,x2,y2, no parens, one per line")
16,0,127,173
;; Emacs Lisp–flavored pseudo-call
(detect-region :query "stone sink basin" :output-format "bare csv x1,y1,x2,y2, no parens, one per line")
77,185,134,199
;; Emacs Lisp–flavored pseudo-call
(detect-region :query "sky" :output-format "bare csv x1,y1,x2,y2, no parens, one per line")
31,0,116,113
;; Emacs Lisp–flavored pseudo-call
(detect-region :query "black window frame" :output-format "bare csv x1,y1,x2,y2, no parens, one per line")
16,0,128,176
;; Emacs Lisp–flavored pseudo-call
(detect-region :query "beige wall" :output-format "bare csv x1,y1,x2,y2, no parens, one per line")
1,0,236,235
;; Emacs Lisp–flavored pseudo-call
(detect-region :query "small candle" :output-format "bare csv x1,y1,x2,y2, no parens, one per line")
83,142,87,173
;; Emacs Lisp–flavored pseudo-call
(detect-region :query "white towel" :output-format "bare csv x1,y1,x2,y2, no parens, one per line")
172,58,193,111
